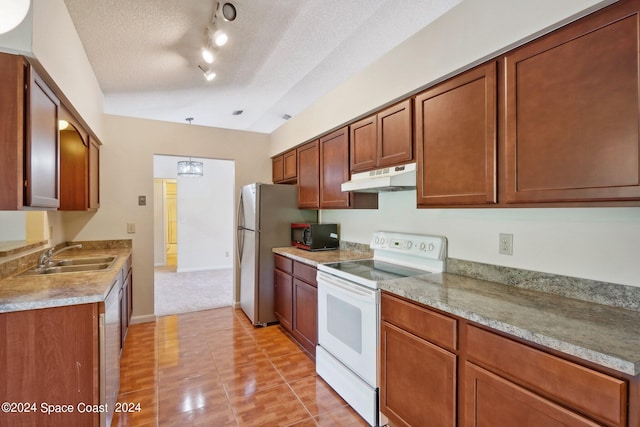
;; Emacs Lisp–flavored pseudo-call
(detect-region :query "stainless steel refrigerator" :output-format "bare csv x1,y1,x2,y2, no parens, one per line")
237,183,317,326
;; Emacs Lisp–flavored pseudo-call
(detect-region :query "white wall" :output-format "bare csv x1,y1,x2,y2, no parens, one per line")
153,155,235,272
63,114,271,321
272,0,640,288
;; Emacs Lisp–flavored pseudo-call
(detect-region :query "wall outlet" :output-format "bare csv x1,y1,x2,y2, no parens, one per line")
127,223,136,234
499,233,513,255
225,251,229,258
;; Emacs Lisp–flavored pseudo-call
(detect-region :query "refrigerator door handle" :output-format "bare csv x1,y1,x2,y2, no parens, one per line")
237,191,245,230
237,228,244,263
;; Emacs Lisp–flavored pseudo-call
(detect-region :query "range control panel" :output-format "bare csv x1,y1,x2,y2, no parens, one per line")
371,231,447,261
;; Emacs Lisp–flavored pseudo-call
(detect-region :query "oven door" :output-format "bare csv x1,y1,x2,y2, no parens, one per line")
317,270,379,386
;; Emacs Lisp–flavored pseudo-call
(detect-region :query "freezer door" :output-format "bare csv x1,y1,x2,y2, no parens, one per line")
239,228,258,324
239,184,257,231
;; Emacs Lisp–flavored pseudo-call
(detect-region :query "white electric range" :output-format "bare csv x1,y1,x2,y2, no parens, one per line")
316,231,447,426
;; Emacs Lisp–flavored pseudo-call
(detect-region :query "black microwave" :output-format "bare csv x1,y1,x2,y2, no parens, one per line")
291,223,339,251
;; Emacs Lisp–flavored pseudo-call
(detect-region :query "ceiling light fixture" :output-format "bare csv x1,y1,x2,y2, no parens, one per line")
213,29,228,47
198,65,216,81
201,46,215,64
220,3,237,22
177,118,204,177
0,0,30,34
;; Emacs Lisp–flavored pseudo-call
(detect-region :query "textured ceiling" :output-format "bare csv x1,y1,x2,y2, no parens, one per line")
63,0,461,134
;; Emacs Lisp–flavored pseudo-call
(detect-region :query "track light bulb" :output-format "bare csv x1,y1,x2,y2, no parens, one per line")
201,47,214,64
214,29,228,47
204,70,216,81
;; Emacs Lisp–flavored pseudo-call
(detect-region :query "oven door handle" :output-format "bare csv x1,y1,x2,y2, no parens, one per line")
317,272,377,302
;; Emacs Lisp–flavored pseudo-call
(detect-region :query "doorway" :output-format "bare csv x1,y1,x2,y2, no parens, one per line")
152,154,235,316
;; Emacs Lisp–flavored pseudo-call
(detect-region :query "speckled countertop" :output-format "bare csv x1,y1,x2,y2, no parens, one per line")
380,273,640,376
0,246,131,313
272,246,372,266
274,247,640,377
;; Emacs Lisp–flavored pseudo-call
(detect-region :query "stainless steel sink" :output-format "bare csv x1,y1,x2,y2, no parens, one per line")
52,256,116,266
19,256,116,275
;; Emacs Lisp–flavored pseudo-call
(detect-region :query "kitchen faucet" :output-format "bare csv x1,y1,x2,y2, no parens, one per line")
38,244,83,267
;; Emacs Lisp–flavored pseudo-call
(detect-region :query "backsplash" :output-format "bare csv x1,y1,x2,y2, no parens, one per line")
447,258,640,313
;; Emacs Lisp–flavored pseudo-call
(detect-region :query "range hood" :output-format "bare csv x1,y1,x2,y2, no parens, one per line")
341,163,417,193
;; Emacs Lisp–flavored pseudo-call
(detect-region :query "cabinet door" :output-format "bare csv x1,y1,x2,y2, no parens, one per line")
274,268,293,331
297,140,320,208
320,127,350,208
350,114,377,172
0,304,99,426
59,120,89,210
416,62,497,206
272,155,284,183
292,278,317,355
377,99,413,168
89,137,100,210
503,1,640,203
0,53,24,210
25,67,60,208
380,321,456,427
283,149,297,181
464,362,600,427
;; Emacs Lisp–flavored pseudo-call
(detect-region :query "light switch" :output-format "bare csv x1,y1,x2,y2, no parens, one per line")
138,195,146,206
127,223,136,234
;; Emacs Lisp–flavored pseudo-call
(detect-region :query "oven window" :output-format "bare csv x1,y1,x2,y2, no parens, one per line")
327,294,362,353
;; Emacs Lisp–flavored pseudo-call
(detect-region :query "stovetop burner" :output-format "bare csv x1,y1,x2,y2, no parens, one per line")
322,259,433,282
318,231,447,289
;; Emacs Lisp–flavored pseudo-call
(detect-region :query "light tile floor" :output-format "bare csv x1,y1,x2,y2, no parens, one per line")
112,307,369,426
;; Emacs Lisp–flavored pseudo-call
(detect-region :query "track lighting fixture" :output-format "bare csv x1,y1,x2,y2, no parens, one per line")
197,2,236,81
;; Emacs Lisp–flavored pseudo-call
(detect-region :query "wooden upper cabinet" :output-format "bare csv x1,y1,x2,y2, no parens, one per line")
320,126,378,209
297,140,320,208
416,62,497,207
349,115,377,172
89,137,100,210
25,65,60,209
0,53,25,210
59,106,100,211
272,148,297,183
320,127,351,208
377,99,413,168
283,150,297,181
350,99,413,173
503,0,640,203
0,53,60,210
272,155,284,183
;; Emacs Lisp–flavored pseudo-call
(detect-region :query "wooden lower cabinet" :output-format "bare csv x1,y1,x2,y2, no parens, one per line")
274,267,293,330
380,292,632,427
0,304,100,427
292,277,317,355
273,254,317,356
380,321,456,427
464,362,601,427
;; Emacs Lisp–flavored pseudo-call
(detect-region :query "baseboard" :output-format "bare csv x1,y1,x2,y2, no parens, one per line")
233,301,241,309
176,265,233,273
130,314,156,324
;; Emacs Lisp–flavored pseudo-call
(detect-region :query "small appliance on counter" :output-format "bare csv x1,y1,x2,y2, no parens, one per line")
291,223,339,251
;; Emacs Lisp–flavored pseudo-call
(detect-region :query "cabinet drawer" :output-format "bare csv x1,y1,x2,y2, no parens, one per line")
465,324,626,427
274,254,293,274
293,261,317,286
381,292,457,352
